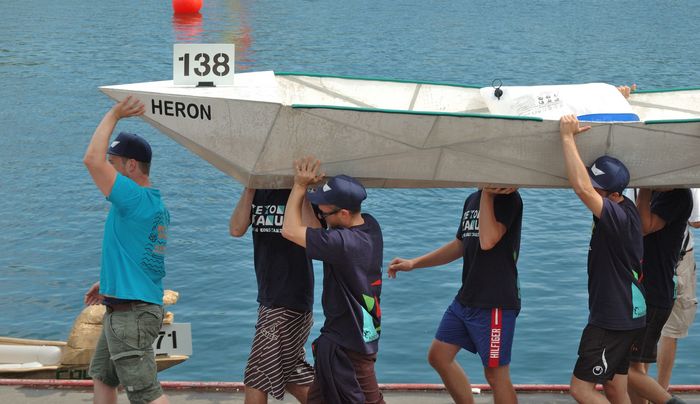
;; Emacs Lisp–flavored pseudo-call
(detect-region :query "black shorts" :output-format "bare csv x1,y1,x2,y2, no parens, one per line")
573,324,641,384
629,306,673,363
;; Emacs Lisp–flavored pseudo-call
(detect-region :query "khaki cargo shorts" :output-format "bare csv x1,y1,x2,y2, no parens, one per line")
88,302,164,404
662,252,698,339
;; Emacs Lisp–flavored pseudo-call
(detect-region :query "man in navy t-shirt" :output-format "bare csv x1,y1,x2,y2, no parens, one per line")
230,188,319,402
627,188,692,404
559,115,665,404
282,157,384,404
389,186,522,404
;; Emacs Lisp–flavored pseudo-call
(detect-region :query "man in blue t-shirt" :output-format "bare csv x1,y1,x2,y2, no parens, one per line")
281,157,384,404
83,96,170,404
559,115,687,404
389,186,522,404
229,188,318,402
627,188,692,404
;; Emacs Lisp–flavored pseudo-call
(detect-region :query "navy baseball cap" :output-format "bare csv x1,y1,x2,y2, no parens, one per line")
307,174,367,210
587,155,630,194
108,132,152,163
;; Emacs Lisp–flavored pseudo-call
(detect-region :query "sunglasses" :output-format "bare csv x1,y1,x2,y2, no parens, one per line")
317,207,342,220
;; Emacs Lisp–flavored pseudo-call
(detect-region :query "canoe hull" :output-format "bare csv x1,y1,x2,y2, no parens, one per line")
0,337,187,380
100,73,700,188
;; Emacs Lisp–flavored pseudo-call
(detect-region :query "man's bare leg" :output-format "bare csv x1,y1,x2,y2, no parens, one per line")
93,378,117,404
603,373,631,404
570,375,609,404
484,365,517,404
628,361,671,404
657,336,677,390
244,386,268,404
286,383,309,404
428,339,474,404
149,394,170,404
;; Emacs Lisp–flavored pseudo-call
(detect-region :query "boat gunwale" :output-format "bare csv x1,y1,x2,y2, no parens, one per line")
276,72,700,94
644,118,700,124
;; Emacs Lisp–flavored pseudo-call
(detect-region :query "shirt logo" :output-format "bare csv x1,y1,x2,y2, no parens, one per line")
591,163,605,176
322,183,332,192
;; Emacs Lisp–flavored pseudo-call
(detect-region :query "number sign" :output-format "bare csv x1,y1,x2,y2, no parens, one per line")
173,44,235,86
153,323,192,356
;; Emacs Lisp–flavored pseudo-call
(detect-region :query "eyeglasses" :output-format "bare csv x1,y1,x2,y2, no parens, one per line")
317,207,342,220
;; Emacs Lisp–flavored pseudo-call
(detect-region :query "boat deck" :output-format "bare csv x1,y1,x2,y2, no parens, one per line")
2,380,700,403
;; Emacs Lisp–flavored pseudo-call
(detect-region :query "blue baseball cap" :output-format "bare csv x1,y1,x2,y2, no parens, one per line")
108,132,152,163
587,155,630,194
307,174,367,210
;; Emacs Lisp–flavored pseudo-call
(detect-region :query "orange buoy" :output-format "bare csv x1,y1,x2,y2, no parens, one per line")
173,0,202,14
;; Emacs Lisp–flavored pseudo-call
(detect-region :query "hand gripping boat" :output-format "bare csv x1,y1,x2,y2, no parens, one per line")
100,71,700,188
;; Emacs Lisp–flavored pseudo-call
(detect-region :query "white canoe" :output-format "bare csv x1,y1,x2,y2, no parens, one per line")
0,337,187,380
100,71,700,188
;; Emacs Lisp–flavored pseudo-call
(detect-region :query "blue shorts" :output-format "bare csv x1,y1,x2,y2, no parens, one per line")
435,300,518,368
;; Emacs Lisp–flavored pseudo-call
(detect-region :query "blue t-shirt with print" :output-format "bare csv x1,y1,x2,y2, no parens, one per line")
100,174,169,305
642,189,693,309
455,190,523,310
305,213,383,354
588,197,645,330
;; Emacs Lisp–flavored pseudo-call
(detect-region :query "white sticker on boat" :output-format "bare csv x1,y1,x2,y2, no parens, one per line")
154,323,192,356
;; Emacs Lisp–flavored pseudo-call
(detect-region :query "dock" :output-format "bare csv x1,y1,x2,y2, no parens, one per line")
2,380,700,403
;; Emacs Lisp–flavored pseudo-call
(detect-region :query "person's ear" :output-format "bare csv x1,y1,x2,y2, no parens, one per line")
127,159,137,173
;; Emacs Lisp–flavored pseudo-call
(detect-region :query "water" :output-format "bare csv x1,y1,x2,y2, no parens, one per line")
2,0,699,385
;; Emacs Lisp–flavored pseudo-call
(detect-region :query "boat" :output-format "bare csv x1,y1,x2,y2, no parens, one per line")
0,336,187,380
0,291,189,380
100,72,700,188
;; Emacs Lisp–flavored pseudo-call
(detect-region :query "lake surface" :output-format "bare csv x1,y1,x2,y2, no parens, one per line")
2,0,699,384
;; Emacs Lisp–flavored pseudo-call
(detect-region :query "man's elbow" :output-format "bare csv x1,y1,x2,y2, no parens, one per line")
229,226,246,237
83,155,98,168
281,226,293,241
281,226,306,247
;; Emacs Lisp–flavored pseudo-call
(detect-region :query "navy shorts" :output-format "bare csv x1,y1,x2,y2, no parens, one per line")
435,299,518,368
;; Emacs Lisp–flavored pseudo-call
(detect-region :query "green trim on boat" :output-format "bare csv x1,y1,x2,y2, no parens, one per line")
276,71,481,89
277,72,700,93
635,86,700,94
645,118,700,124
291,104,543,121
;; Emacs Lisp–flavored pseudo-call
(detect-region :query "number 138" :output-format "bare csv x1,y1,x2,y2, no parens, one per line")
178,53,230,77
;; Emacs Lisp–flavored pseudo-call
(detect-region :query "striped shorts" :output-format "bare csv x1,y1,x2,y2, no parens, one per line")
244,305,315,400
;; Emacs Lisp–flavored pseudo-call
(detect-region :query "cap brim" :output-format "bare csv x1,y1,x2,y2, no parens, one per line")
589,175,604,190
306,189,332,206
587,167,604,190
